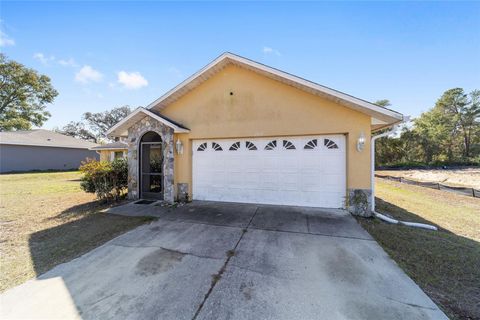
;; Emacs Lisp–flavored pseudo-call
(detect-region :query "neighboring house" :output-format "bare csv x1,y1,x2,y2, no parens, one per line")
108,52,403,215
90,141,128,162
0,129,99,173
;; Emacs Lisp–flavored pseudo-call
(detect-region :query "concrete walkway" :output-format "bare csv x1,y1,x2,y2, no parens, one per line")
0,201,448,320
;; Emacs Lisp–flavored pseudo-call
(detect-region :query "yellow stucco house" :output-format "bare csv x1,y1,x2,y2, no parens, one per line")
108,53,403,216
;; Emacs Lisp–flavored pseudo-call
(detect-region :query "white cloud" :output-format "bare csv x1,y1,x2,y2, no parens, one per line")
33,52,55,65
75,65,103,84
33,53,77,67
0,30,15,47
117,71,148,89
262,46,282,56
58,58,77,67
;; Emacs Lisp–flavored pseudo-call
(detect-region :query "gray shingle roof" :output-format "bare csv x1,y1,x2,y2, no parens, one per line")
0,129,99,149
90,141,128,150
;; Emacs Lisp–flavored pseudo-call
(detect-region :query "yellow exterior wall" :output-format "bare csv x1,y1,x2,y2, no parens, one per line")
98,150,126,162
159,64,372,196
99,150,111,162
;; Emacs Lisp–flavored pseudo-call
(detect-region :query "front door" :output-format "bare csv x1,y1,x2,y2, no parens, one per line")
139,132,163,200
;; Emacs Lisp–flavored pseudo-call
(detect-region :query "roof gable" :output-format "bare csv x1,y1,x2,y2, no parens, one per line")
106,107,190,137
147,52,403,126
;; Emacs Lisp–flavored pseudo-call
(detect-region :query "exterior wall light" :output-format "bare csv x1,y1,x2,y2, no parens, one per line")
176,138,184,155
357,132,365,152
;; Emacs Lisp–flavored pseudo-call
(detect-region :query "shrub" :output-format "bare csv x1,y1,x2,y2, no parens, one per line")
79,158,128,201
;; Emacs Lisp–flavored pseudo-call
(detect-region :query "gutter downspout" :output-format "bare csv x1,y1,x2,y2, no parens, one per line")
371,127,396,212
370,121,437,231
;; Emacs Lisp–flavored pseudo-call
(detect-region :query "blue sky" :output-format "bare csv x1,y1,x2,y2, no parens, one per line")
1,1,479,129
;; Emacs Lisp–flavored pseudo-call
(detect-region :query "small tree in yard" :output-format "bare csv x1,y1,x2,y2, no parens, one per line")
79,158,128,201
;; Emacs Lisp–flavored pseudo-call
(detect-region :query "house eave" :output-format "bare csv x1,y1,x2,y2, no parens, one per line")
146,52,403,126
106,107,190,138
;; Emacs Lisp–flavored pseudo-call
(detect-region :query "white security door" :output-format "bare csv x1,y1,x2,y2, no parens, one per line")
192,135,346,208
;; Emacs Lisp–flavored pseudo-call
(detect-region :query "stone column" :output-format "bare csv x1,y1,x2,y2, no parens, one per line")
347,189,372,217
126,116,175,203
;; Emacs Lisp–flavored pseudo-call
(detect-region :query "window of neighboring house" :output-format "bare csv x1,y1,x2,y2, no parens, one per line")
112,151,125,160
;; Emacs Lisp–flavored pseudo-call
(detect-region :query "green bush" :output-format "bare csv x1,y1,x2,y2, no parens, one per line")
79,158,128,201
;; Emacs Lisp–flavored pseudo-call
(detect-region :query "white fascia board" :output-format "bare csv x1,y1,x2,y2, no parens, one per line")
143,108,190,133
147,52,403,122
371,118,389,125
227,54,404,121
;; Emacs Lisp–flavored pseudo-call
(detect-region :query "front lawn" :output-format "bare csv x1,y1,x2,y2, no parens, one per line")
359,178,480,320
0,171,153,292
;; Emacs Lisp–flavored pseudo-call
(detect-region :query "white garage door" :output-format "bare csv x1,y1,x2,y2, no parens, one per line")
192,135,346,208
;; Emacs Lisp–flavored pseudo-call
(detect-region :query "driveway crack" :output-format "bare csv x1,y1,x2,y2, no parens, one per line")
110,243,222,260
305,214,311,233
191,206,259,320
248,226,375,241
227,263,295,280
385,296,437,311
83,292,117,311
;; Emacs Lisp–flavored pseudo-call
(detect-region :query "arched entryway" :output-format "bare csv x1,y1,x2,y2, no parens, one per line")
139,131,163,199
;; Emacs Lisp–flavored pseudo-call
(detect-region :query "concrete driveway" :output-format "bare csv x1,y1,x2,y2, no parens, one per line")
0,201,447,320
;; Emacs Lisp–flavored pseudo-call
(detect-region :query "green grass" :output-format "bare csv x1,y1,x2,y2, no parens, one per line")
0,171,154,292
359,179,480,320
1,171,83,196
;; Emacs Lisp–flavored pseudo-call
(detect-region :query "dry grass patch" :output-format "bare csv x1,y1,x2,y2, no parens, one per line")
0,171,153,292
359,179,480,320
376,168,480,189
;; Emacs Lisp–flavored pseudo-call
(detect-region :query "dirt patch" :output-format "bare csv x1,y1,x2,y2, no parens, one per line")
376,168,480,189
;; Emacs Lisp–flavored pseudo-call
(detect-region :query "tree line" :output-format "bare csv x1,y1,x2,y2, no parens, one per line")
375,88,480,168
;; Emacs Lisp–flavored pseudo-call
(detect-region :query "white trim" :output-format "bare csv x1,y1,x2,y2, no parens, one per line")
106,107,190,137
146,52,403,123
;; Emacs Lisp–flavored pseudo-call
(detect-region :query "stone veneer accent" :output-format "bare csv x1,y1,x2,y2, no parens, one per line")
177,183,189,202
347,189,372,217
127,116,174,203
